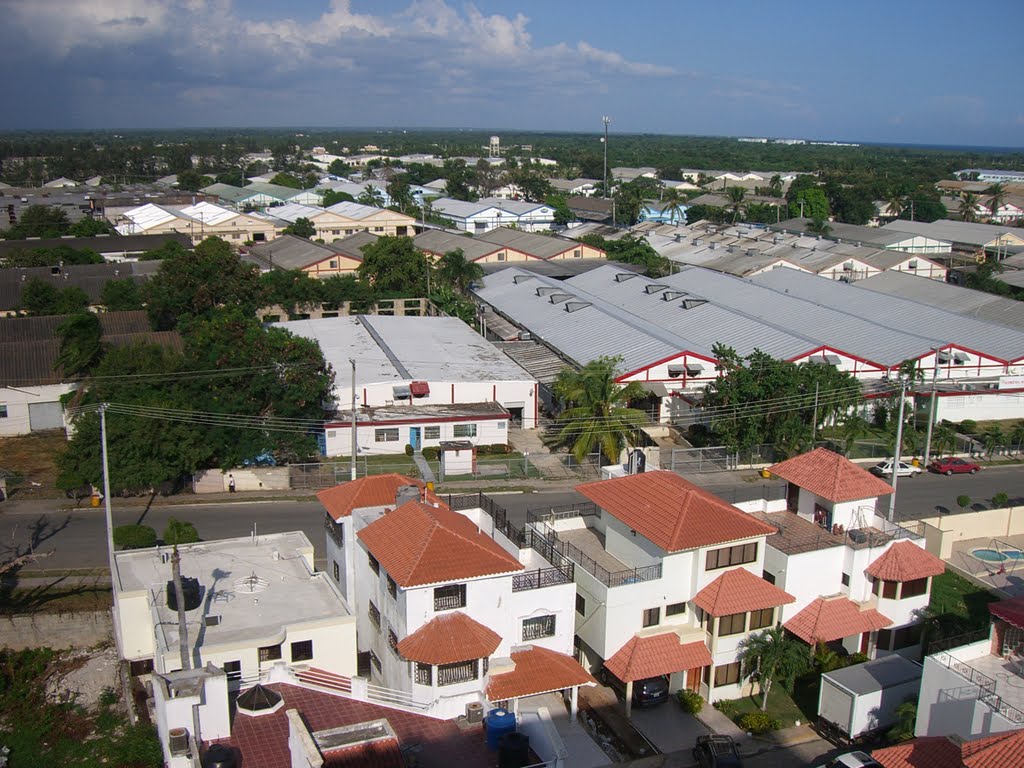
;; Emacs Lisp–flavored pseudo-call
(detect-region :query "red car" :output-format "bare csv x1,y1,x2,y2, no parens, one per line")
928,457,981,475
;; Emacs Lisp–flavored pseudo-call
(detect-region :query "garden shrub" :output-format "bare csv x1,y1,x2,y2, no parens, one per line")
112,525,157,550
677,689,704,714
738,711,781,734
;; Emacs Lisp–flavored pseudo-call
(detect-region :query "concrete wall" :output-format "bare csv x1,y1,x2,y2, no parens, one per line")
916,646,1019,739
193,467,291,493
0,383,75,436
917,506,1024,559
935,392,1024,423
0,610,111,650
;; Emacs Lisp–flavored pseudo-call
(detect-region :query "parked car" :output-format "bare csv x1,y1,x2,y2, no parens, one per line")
600,669,669,707
870,460,921,478
693,734,743,768
817,752,883,768
928,457,981,475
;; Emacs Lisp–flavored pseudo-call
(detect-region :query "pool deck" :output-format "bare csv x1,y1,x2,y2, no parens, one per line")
948,533,1024,597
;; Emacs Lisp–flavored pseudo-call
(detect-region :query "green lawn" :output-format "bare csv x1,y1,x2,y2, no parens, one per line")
928,569,1000,635
718,684,812,729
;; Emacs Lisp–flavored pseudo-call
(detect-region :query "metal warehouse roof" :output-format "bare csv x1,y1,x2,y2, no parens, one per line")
476,227,584,259
750,268,1024,362
414,230,502,261
325,201,389,221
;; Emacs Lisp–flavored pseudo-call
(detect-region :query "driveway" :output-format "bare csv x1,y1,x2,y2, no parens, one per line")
518,692,610,768
625,697,710,754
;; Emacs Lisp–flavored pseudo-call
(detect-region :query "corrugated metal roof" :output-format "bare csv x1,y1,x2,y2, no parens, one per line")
324,201,388,221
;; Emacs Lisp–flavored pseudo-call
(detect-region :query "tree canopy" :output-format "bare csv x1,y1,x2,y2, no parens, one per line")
2,205,71,239
356,236,431,294
282,217,316,238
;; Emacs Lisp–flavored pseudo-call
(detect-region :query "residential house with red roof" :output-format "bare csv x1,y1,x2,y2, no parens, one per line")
533,470,791,708
871,727,1024,768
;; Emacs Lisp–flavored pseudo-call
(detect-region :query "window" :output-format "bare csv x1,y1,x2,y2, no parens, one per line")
373,226,384,232
368,552,380,575
424,426,440,440
333,561,340,582
522,615,556,641
497,252,506,261
326,430,337,439
666,602,687,617
573,249,582,258
434,584,466,611
368,600,381,630
576,594,586,616
881,580,898,600
841,572,850,587
748,608,774,630
705,543,758,570
291,640,314,662
259,644,282,663
387,627,399,653
387,574,398,599
438,660,478,686
329,260,338,269
762,570,776,585
453,423,477,438
718,613,746,636
223,660,241,681
415,663,432,685
892,624,923,649
642,607,661,628
375,428,400,442
0,404,7,418
369,650,382,672
714,662,741,687
901,578,928,599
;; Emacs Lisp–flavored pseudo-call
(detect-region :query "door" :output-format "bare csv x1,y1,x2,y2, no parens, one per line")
687,667,702,692
29,401,63,431
409,427,421,451
786,482,799,512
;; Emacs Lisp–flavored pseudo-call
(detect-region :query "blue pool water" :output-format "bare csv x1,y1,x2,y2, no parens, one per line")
972,549,1024,562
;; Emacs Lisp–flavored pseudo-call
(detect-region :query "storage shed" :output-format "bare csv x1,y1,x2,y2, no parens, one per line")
818,654,922,739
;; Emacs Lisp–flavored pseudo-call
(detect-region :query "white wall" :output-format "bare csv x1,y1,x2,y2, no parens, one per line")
0,383,75,435
114,590,155,660
325,417,509,457
935,391,1024,422
770,547,843,622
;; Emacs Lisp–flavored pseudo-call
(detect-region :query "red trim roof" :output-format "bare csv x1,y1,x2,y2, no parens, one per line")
865,541,946,583
783,596,892,644
872,737,963,768
960,728,1024,767
768,448,894,503
693,567,795,617
317,474,438,521
397,612,501,665
604,632,712,683
575,471,776,552
357,500,524,587
990,596,1024,631
486,646,596,701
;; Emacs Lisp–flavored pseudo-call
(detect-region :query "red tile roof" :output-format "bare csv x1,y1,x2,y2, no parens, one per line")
604,632,712,683
575,471,776,552
322,737,405,768
317,474,439,521
872,737,963,768
960,728,1024,767
865,541,946,583
990,596,1024,631
397,612,501,665
783,596,892,644
357,500,523,587
693,567,796,617
486,646,597,701
768,448,894,503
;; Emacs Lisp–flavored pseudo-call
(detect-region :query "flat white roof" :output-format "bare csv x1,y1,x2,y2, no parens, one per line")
114,531,348,653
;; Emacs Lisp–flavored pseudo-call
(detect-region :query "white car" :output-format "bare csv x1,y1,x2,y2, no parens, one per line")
870,460,921,478
818,752,883,768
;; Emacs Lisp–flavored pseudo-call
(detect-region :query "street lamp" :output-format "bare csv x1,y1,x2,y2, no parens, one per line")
602,116,611,199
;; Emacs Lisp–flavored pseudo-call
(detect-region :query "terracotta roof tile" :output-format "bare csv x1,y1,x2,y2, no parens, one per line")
604,632,712,683
865,541,946,582
768,448,894,503
783,595,893,644
872,737,963,768
486,646,596,701
317,474,439,521
322,737,405,768
397,612,500,664
693,567,795,616
357,500,523,587
575,471,776,552
960,728,1024,768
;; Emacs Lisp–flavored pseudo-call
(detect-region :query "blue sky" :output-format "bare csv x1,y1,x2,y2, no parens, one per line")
2,0,1022,147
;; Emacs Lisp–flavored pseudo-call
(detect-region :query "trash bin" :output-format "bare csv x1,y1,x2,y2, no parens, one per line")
760,468,772,479
91,494,100,507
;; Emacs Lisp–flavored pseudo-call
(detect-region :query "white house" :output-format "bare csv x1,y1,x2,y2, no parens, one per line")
112,531,357,684
477,198,555,232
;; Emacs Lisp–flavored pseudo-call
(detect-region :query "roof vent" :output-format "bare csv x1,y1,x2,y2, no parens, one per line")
565,301,591,313
680,298,708,310
746,249,758,256
614,273,638,282
694,238,704,246
644,284,668,294
549,293,572,304
535,287,559,297
661,290,687,301
512,274,535,284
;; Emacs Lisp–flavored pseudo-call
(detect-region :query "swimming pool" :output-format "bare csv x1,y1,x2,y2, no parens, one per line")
972,548,1024,562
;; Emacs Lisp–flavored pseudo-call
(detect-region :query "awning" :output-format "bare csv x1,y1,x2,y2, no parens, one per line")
393,384,411,399
990,597,1024,631
409,381,430,397
604,632,712,683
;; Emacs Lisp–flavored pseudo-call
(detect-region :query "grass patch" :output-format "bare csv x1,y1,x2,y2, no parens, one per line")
0,586,113,615
0,430,68,498
718,685,809,730
928,569,1000,635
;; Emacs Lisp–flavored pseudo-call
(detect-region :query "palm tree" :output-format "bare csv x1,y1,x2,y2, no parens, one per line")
768,174,783,198
554,357,648,464
982,425,1005,459
885,193,907,220
737,627,809,711
1009,422,1024,454
985,183,1007,221
806,217,832,237
661,188,686,225
959,191,980,223
932,422,957,457
726,186,746,222
435,248,483,294
357,186,385,208
841,414,873,457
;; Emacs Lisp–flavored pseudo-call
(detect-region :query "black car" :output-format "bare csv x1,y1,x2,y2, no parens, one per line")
693,734,743,768
600,669,669,707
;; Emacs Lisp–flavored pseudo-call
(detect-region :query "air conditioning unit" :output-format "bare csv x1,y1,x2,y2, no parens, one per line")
168,727,190,756
466,702,484,724
518,331,532,341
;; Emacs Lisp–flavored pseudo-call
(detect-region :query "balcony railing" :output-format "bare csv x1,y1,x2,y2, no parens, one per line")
925,628,990,656
324,512,344,547
532,520,662,588
526,502,598,525
512,567,573,592
935,650,1024,725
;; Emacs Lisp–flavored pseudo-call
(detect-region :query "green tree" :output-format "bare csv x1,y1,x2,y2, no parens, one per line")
960,192,980,223
356,236,431,294
545,193,575,226
175,169,212,193
327,159,351,177
386,176,414,213
435,248,484,294
55,312,103,377
259,269,324,315
69,217,114,237
140,240,191,261
510,170,553,203
282,217,316,238
3,205,71,239
100,277,144,311
985,183,1007,220
270,172,303,189
579,234,671,277
887,701,917,743
686,204,730,225
163,518,199,545
932,422,957,457
553,357,648,464
957,494,971,512
726,186,747,222
660,188,687,225
321,189,356,207
1009,422,1024,453
841,414,873,455
806,217,832,237
789,188,829,221
442,159,476,201
473,159,503,198
18,279,61,315
982,425,1004,458
737,627,810,711
357,186,385,208
143,236,262,330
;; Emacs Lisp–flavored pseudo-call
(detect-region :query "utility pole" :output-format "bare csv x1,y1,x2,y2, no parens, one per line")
99,404,115,577
810,382,820,448
923,349,940,466
602,116,611,199
350,359,358,480
888,380,908,522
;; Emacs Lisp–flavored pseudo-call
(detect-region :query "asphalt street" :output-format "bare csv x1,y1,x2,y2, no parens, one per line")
2,465,1021,575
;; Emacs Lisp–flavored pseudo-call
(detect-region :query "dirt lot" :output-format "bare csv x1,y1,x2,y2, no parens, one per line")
44,645,120,711
0,430,68,499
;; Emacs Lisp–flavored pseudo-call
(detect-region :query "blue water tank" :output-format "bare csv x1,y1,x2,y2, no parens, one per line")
485,708,517,750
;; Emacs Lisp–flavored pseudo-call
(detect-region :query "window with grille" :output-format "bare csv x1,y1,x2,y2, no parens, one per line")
333,561,340,582
387,575,398,599
453,423,477,438
705,543,758,570
424,426,440,440
388,628,399,653
415,663,432,685
368,552,380,575
714,662,741,687
437,660,478,686
434,584,466,611
368,600,381,630
666,602,687,616
748,608,774,630
522,615,556,641
901,578,927,599
718,613,746,636
375,428,399,442
291,640,313,662
642,607,661,628
370,650,381,672
258,644,282,663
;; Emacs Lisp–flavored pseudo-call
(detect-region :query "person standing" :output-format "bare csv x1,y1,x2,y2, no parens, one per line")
228,474,236,493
